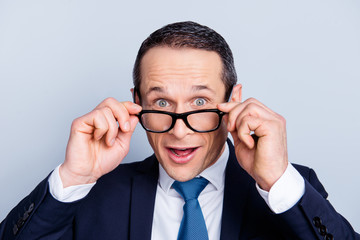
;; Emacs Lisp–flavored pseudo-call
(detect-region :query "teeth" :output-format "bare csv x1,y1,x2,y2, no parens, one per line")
171,149,180,156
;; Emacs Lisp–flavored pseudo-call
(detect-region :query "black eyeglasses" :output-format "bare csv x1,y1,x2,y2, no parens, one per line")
137,109,225,133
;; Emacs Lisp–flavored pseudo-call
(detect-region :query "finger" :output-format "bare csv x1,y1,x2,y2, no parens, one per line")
218,102,257,132
128,115,139,132
218,102,244,132
235,115,264,149
241,98,278,116
218,98,274,115
88,109,109,141
102,107,119,146
233,103,275,130
96,98,142,114
116,115,140,138
115,103,133,132
121,101,142,115
115,115,139,147
96,99,142,133
217,101,240,113
222,114,229,129
115,102,142,132
219,100,277,132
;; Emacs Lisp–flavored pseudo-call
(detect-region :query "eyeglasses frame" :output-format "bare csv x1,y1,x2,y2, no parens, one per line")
136,108,225,133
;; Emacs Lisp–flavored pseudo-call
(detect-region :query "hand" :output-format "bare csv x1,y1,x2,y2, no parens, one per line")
60,98,142,187
218,85,288,191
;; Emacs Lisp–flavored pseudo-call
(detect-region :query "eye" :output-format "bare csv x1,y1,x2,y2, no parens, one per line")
194,98,206,106
156,99,168,107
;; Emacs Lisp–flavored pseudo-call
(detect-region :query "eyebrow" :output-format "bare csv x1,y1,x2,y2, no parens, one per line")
191,85,216,94
145,86,165,96
146,84,215,96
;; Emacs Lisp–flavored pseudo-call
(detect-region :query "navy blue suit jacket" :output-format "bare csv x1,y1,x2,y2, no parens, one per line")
1,140,359,239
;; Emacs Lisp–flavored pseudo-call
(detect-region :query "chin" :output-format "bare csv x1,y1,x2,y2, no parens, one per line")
164,162,201,182
171,172,197,182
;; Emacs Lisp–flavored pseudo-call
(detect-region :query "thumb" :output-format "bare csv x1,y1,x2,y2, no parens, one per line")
116,116,139,144
129,115,139,132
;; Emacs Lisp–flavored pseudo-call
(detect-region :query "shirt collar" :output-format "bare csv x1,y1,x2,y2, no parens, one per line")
158,142,229,194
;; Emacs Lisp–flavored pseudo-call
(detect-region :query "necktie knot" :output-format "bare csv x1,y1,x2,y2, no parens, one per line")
172,177,209,202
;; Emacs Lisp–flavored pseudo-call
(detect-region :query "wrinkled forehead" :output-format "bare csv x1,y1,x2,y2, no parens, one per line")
139,47,225,99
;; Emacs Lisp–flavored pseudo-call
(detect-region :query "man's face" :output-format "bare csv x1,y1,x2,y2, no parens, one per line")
138,46,228,182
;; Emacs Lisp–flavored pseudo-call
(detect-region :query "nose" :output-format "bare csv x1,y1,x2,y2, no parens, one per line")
168,117,193,139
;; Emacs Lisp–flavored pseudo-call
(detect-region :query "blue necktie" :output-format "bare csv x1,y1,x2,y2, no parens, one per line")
172,177,209,240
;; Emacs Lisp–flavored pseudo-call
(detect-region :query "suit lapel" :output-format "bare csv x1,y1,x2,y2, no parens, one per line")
129,155,159,240
220,139,252,240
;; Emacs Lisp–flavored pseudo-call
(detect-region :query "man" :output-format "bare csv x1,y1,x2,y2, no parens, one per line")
0,21,359,240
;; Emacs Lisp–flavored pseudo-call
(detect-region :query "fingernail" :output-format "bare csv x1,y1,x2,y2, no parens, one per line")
133,104,142,110
227,122,231,130
218,103,226,108
124,121,130,131
110,138,115,146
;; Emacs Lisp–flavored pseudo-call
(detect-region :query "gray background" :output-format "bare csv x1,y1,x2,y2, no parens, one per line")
0,0,359,231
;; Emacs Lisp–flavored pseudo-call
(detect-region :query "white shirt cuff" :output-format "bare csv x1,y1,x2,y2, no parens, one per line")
256,163,305,214
48,164,96,203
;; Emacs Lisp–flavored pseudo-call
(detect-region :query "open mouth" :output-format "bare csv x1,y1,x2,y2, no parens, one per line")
167,147,199,163
170,148,196,156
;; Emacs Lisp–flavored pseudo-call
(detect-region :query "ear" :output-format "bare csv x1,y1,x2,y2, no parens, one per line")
130,88,141,105
230,84,242,102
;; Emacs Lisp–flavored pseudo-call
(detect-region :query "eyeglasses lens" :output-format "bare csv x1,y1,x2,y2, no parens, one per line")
141,111,220,132
141,112,172,132
187,112,219,131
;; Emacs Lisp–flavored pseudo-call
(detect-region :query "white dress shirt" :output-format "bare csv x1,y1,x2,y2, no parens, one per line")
151,143,229,240
48,141,305,240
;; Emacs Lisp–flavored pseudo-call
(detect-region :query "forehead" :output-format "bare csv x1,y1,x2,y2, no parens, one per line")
139,46,225,96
